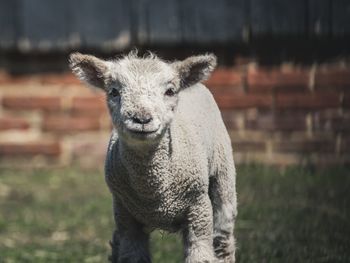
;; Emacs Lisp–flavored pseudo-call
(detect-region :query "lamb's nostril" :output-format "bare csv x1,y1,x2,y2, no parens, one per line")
132,116,152,125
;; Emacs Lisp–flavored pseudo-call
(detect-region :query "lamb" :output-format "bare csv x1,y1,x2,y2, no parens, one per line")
69,51,237,263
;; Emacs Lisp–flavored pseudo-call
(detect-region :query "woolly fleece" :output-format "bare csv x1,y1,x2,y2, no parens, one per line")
69,52,237,263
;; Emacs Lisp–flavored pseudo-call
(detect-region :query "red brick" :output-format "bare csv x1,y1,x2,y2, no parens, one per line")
215,94,273,109
0,72,18,84
0,70,12,84
43,115,100,132
0,142,60,156
0,117,30,130
233,56,254,66
2,96,61,111
0,73,80,85
205,68,242,86
273,139,335,153
208,85,244,96
344,93,350,108
0,74,38,85
71,96,108,116
312,111,350,132
221,110,243,130
341,137,350,154
245,112,307,131
276,92,340,109
40,73,80,85
232,140,266,152
247,67,309,92
315,68,350,90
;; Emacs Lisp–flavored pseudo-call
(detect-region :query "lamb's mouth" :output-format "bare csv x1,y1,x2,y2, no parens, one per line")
126,127,159,137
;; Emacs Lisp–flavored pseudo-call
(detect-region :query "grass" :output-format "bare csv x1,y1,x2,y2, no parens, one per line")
0,165,349,262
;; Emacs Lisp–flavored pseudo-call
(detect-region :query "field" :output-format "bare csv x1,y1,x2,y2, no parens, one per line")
0,165,349,262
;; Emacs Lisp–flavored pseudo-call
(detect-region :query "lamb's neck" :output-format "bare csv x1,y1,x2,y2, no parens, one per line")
117,129,173,198
119,128,172,167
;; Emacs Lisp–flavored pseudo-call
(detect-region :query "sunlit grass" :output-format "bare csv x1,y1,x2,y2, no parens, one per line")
0,165,349,262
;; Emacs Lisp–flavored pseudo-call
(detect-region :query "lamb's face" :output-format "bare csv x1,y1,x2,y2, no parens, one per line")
107,59,180,143
69,52,217,145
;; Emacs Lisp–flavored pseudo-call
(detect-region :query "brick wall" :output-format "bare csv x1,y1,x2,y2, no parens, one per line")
0,62,349,168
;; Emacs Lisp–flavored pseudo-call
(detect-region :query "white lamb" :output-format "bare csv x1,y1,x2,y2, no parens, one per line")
69,51,237,263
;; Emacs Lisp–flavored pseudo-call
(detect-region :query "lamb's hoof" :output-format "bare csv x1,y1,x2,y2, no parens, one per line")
213,235,235,263
109,231,120,263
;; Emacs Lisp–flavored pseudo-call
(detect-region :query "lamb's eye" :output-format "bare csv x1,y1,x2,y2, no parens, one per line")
165,84,176,97
110,88,120,97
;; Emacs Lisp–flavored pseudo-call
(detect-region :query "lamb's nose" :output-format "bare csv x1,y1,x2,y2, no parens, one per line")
132,116,152,124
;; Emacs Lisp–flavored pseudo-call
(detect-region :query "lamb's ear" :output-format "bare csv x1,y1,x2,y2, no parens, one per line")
173,54,217,88
69,52,112,90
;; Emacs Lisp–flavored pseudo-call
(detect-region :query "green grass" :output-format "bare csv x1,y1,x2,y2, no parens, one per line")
0,165,349,262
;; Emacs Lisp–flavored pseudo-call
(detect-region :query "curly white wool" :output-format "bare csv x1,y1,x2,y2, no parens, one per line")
70,51,237,263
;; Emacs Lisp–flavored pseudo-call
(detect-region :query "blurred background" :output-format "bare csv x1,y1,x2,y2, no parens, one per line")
0,0,349,262
0,0,350,167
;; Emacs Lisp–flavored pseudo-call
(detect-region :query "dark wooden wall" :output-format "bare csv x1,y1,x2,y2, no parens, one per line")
0,0,350,51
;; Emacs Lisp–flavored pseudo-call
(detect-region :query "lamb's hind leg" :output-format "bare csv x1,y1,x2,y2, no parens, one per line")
210,156,237,262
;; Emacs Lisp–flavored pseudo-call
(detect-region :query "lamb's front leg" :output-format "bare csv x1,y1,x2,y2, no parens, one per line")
111,197,151,263
183,196,215,263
